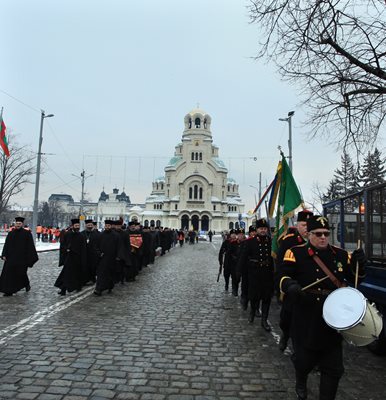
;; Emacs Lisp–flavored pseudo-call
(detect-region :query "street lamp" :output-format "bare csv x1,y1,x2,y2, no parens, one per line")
32,111,54,243
279,111,295,172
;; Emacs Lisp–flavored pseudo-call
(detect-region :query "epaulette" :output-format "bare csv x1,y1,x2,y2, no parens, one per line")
282,233,295,241
283,249,296,262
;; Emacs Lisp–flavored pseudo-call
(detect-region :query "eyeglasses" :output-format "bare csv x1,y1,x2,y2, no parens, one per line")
310,231,330,237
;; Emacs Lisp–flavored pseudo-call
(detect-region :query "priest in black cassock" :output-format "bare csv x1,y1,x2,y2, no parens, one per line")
55,218,87,295
0,217,38,296
81,219,101,284
94,220,119,296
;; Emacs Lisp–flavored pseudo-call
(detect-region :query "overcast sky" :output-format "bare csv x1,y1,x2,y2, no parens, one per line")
1,0,368,215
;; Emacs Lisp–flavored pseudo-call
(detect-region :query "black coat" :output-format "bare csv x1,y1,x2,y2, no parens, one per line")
238,234,274,302
95,229,119,291
81,229,101,283
280,242,362,350
0,228,38,294
55,229,87,292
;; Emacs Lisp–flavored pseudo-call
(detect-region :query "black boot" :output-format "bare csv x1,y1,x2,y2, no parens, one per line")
279,333,289,351
58,288,66,296
261,318,271,332
25,284,31,292
295,371,308,400
319,374,340,400
248,307,255,324
240,296,248,311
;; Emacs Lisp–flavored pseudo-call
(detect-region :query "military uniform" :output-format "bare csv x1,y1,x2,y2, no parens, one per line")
238,219,274,330
279,215,366,400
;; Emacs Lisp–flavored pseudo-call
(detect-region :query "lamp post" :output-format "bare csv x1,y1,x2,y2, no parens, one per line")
32,111,54,243
279,111,295,172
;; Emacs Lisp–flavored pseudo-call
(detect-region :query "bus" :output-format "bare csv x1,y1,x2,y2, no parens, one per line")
323,182,386,355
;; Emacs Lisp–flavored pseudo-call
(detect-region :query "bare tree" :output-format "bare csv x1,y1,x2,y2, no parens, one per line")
248,0,386,150
0,135,36,215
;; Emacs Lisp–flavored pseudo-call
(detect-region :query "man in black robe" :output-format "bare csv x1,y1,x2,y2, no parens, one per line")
94,220,119,296
0,217,38,296
55,218,87,295
81,219,101,284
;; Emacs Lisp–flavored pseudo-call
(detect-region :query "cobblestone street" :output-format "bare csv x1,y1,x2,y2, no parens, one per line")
0,238,385,400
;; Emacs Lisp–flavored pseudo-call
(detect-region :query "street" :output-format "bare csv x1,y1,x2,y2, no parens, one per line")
0,237,385,400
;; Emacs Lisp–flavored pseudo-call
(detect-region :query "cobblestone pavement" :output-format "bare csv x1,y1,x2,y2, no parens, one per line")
0,238,385,399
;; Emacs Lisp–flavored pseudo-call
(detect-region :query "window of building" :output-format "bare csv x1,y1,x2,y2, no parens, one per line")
161,184,164,190
194,185,198,199
213,205,216,211
175,204,178,210
154,204,156,210
199,152,202,160
199,187,203,199
156,220,161,227
189,187,193,199
191,152,194,160
195,117,201,128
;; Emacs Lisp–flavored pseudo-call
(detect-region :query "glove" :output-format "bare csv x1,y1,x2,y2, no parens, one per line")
286,282,303,299
351,248,367,267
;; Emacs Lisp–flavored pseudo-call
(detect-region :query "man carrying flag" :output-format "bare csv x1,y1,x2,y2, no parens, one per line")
0,108,10,158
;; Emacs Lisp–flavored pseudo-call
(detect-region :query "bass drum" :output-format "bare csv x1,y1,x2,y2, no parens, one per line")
322,287,383,347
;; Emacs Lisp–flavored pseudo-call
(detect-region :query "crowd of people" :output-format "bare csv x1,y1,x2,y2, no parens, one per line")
218,213,367,400
1,212,369,399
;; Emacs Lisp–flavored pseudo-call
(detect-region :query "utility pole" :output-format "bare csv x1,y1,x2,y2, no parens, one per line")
258,172,262,219
32,110,54,243
279,111,295,172
72,169,92,229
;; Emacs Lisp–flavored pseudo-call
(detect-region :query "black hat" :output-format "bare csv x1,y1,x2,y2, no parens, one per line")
307,215,330,231
229,229,236,234
128,221,136,226
15,216,25,223
297,210,313,222
248,225,257,233
104,219,112,225
71,218,80,225
85,219,93,224
256,218,269,228
92,221,97,226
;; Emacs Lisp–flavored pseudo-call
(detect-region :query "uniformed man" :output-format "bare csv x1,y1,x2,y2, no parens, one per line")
276,210,313,351
0,217,38,296
218,229,239,293
239,225,257,310
55,218,87,295
238,218,274,331
279,215,366,400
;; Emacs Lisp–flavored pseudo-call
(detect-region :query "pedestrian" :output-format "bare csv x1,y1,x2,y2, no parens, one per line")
208,230,213,242
81,219,101,284
276,210,313,351
94,220,119,296
279,215,367,400
218,229,240,294
0,217,38,296
238,218,274,331
55,218,87,295
178,230,185,246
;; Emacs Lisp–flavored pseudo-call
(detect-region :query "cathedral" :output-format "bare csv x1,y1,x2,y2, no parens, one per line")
142,108,249,231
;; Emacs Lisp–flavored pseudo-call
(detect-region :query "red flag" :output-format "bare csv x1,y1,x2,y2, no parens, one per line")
0,117,10,157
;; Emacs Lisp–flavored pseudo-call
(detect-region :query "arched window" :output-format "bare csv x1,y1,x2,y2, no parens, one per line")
191,152,194,160
144,220,149,227
228,185,230,191
175,204,178,210
150,220,155,226
235,222,239,229
194,185,198,199
195,152,199,160
195,117,201,128
199,187,203,199
188,118,192,129
156,220,161,227
189,187,193,199
199,152,202,160
203,118,207,129
160,204,162,210
161,184,164,190
154,204,156,210
229,222,234,229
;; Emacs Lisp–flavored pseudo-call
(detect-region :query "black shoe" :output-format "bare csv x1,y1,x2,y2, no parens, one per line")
93,290,102,296
248,309,255,324
3,293,13,297
108,289,112,294
279,334,289,352
261,319,271,332
58,289,66,296
25,284,31,292
240,297,248,311
295,372,308,400
255,309,262,318
232,289,238,297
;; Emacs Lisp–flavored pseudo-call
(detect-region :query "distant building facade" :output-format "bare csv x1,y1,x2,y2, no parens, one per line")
142,108,250,231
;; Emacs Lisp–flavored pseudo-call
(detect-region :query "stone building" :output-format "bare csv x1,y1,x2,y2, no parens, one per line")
142,108,250,232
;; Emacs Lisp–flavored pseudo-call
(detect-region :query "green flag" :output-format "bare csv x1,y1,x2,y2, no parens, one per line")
272,154,303,257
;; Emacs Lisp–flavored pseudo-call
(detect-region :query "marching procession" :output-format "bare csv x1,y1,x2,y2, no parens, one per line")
0,212,380,400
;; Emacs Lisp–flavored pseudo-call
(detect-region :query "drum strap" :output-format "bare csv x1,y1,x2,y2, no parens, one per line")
312,255,345,288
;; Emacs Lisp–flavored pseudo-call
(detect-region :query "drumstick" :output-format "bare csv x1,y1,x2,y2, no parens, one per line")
355,239,361,289
301,275,329,291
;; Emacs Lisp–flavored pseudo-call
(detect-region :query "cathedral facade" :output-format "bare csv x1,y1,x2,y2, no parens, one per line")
142,108,249,232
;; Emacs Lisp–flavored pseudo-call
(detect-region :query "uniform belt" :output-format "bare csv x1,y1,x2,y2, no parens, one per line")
305,289,332,296
249,259,270,266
